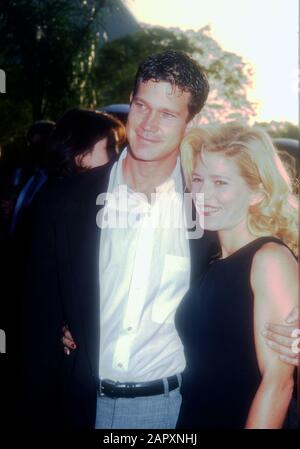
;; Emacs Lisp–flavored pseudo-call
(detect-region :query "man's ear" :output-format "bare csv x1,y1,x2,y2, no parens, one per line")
129,92,133,103
186,112,200,130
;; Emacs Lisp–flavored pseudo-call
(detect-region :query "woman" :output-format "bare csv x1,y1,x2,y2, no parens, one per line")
175,123,298,429
48,108,126,177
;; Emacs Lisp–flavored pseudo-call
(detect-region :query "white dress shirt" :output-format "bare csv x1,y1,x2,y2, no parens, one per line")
99,149,190,382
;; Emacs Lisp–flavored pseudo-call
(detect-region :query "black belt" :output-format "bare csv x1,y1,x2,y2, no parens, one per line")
99,375,180,398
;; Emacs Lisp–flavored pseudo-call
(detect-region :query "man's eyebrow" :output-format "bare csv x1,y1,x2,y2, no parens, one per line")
133,96,146,103
132,97,179,115
160,107,179,115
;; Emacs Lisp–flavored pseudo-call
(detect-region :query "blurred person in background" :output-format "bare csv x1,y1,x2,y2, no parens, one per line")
47,108,125,179
8,120,55,236
4,108,125,428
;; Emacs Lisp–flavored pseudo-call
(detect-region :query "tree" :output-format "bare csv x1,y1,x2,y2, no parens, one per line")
0,0,119,152
183,26,256,124
92,26,201,106
254,121,300,140
2,0,125,117
93,25,256,125
0,8,257,159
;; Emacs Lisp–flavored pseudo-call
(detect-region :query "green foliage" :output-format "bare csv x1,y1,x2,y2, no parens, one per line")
182,27,256,123
0,3,273,160
0,0,114,151
93,27,199,106
93,25,256,124
254,121,300,140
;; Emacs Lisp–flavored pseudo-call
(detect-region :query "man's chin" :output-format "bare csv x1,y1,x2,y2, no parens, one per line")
128,147,158,162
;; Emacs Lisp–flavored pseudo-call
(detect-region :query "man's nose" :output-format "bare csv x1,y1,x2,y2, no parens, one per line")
142,111,159,132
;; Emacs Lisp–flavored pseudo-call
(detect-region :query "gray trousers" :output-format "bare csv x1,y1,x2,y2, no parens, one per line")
95,381,182,429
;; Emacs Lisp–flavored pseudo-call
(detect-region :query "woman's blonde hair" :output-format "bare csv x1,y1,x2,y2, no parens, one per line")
180,123,298,255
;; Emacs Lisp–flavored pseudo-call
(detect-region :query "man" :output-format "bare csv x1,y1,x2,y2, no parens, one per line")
21,50,299,429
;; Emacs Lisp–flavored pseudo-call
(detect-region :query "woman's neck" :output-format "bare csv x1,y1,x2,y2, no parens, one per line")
218,220,258,259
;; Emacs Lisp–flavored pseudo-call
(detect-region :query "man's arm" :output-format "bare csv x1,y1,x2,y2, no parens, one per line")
262,306,299,367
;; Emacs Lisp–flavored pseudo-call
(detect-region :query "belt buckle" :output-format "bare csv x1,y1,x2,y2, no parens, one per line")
99,378,112,397
99,381,105,397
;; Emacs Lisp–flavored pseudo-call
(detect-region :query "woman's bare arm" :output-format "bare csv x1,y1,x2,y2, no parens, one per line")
245,243,297,429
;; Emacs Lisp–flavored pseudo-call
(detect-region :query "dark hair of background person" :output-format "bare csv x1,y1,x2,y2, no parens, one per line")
26,120,56,147
132,49,210,121
26,120,56,168
47,108,126,178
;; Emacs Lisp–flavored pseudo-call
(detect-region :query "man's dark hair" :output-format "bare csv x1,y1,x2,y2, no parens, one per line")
132,49,209,120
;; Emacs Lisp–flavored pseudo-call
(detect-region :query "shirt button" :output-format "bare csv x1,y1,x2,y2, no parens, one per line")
117,363,123,368
127,326,133,332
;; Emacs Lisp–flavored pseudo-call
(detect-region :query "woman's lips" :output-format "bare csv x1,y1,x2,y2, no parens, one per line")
197,204,221,216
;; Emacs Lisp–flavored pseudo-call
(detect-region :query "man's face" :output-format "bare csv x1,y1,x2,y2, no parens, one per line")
126,80,191,163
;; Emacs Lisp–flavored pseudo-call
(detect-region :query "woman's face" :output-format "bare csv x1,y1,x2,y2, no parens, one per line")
191,151,255,232
75,137,109,169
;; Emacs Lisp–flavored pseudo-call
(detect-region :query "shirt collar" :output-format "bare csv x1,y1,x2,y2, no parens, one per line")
112,147,184,195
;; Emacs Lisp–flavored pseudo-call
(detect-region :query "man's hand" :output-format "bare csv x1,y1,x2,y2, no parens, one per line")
262,307,299,366
62,325,76,355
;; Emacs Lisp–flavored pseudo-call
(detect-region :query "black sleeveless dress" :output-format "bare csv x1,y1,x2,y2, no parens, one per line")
175,237,295,429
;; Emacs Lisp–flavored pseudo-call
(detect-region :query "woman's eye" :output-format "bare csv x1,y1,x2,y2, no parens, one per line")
215,180,227,186
192,177,203,184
